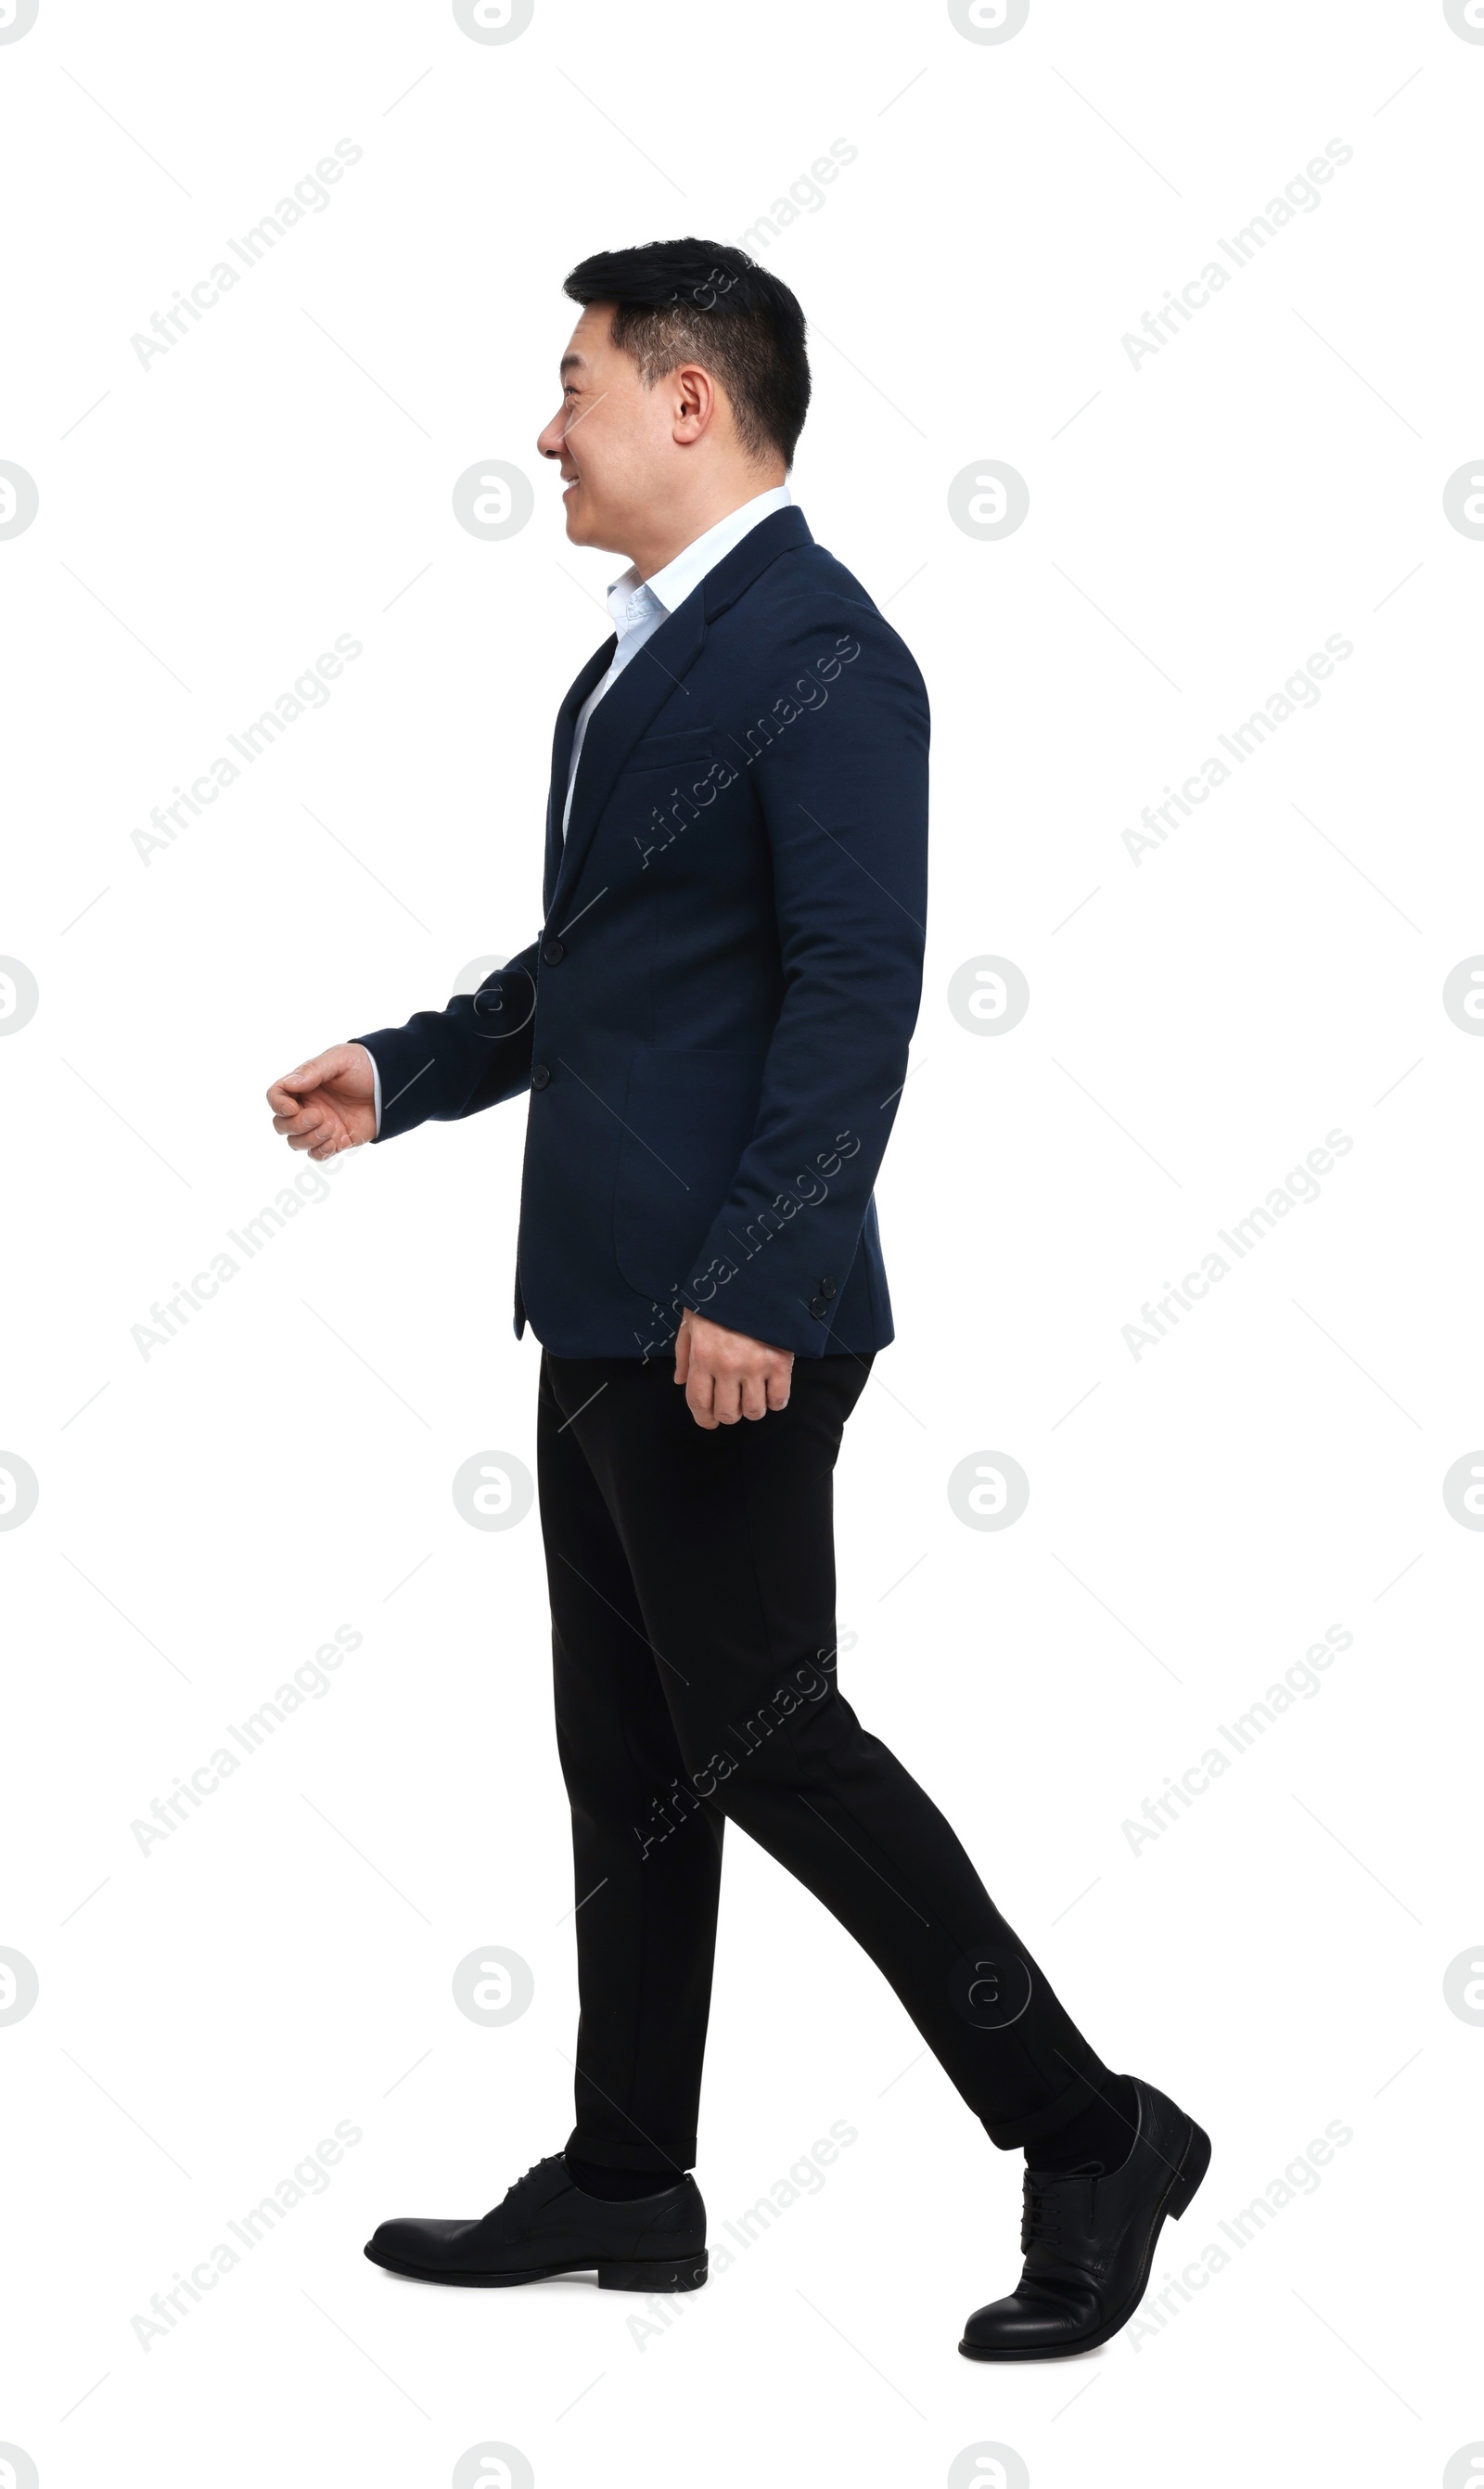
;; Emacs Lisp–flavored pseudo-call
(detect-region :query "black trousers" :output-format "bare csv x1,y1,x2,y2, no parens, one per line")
538,1350,1112,2177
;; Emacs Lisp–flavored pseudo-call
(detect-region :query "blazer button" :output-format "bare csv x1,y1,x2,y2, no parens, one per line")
531,1063,551,1090
820,1276,838,1299
542,938,565,964
809,1292,829,1319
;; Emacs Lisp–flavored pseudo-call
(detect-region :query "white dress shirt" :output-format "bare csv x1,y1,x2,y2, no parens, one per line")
365,481,791,1135
560,481,792,839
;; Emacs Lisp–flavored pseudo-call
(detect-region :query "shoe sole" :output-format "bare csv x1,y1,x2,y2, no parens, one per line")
364,2243,709,2293
957,2116,1212,2362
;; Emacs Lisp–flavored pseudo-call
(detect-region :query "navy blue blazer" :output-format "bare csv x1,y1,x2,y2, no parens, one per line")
353,506,928,1360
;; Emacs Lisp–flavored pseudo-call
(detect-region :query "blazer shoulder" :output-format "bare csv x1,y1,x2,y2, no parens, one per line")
761,542,928,699
769,537,877,615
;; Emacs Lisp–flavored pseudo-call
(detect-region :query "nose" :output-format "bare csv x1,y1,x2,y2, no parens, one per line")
536,412,566,462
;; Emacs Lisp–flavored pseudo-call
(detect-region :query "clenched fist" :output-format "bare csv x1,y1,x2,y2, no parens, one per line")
266,1044,377,1161
674,1307,793,1429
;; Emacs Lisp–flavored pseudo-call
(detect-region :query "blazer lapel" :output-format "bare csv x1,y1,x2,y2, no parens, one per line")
544,638,614,914
548,592,708,922
544,507,813,923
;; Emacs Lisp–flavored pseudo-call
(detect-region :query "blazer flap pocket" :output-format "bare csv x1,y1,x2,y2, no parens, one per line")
627,726,716,775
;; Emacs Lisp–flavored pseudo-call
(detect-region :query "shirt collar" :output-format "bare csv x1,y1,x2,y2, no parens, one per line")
605,482,792,638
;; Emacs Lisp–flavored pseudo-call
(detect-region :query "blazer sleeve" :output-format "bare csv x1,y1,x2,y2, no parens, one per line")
352,940,539,1142
679,603,928,1354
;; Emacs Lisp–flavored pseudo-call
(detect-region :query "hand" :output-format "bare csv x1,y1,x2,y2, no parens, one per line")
266,1044,377,1160
673,1308,793,1429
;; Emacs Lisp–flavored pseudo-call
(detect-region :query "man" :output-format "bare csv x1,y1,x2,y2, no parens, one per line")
266,239,1209,2359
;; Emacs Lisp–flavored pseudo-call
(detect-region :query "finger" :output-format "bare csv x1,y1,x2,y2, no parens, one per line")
686,1360,716,1430
270,1058,335,1104
273,1104,325,1135
673,1323,690,1384
765,1364,792,1411
711,1373,742,1426
739,1369,769,1420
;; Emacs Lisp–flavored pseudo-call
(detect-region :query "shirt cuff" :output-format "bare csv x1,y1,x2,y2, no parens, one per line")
356,1042,382,1138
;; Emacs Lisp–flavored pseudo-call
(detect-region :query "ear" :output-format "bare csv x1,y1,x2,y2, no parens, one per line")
671,361,719,444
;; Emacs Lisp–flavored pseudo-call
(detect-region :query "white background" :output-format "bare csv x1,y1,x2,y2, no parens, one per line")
2,1,1480,2483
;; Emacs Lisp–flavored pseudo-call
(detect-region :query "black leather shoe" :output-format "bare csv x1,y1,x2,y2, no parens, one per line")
365,2153,708,2292
959,2076,1210,2360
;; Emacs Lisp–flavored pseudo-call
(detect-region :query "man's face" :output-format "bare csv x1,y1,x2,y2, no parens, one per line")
536,302,673,557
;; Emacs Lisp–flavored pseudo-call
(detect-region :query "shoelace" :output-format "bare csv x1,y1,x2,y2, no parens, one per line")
1020,2170,1099,2262
507,2154,560,2197
1019,2175,1063,2257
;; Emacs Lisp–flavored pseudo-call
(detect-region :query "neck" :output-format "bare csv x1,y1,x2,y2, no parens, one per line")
624,470,785,581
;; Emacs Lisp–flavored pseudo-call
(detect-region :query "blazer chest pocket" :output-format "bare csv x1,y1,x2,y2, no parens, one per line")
612,1046,764,1303
624,726,718,780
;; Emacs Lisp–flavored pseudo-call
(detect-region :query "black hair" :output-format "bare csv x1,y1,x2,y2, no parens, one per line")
562,237,811,468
